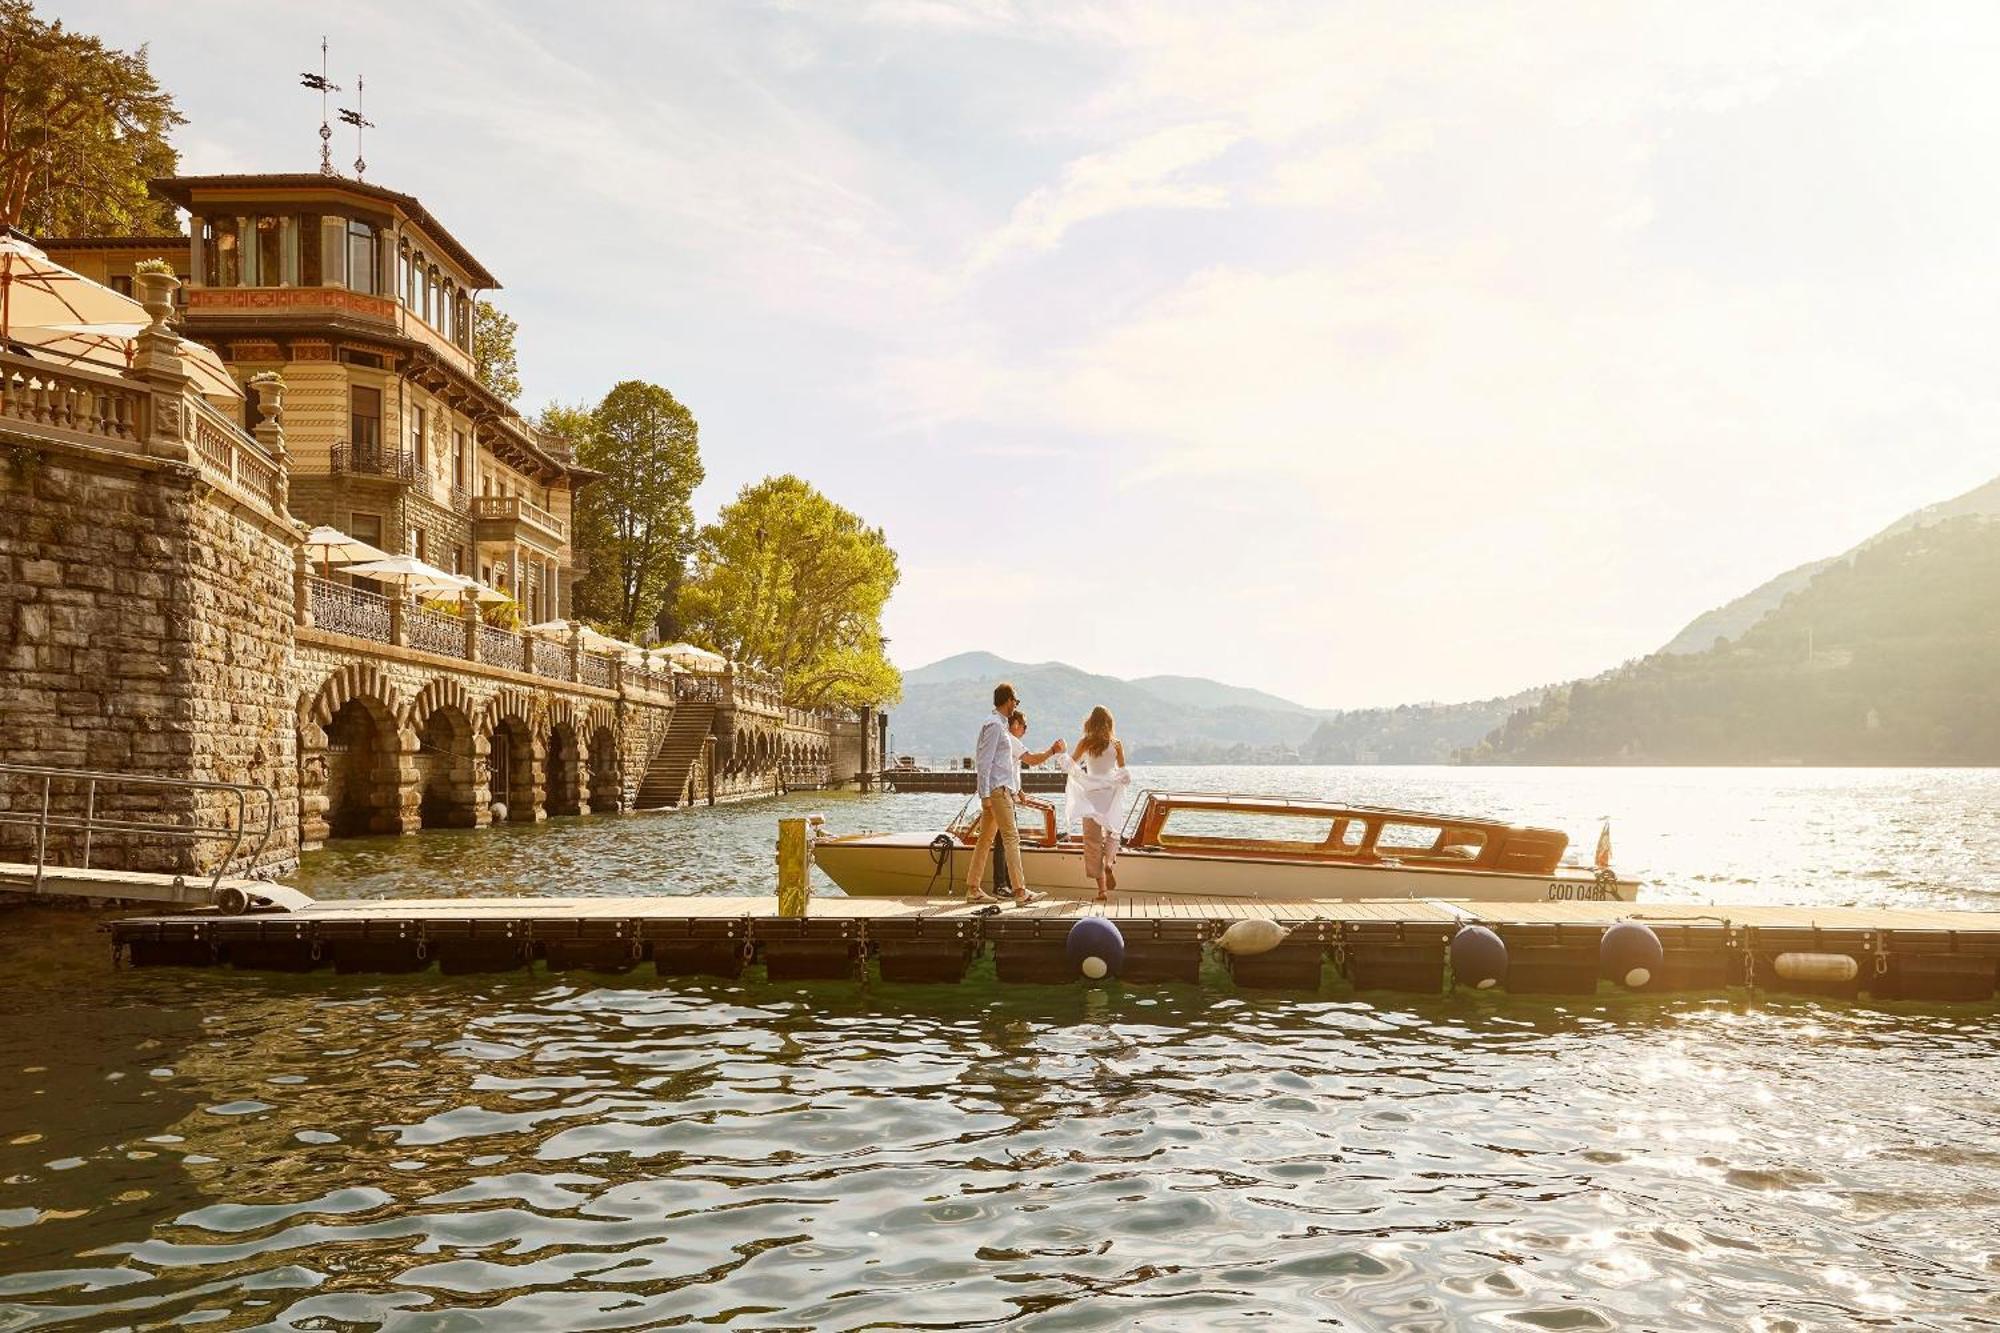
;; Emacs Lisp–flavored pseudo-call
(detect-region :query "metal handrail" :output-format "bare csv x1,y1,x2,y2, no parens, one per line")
0,761,276,894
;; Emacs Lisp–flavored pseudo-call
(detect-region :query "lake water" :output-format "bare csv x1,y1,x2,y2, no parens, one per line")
3,766,1998,1330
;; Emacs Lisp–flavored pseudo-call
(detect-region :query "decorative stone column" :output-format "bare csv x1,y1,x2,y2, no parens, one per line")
131,270,195,465
247,371,289,515
569,621,583,682
294,545,314,628
388,593,407,647
463,588,481,661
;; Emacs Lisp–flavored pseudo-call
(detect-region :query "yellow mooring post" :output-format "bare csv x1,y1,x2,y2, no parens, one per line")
777,818,810,917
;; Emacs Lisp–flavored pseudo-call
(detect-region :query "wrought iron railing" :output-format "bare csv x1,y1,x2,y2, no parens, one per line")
408,603,469,659
308,576,392,642
0,761,276,894
580,653,614,688
331,440,425,494
531,637,568,679
479,624,524,671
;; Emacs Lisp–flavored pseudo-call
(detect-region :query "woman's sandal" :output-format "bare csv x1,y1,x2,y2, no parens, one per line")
964,887,999,904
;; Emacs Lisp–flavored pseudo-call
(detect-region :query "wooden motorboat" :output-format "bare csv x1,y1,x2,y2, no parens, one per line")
811,791,1639,903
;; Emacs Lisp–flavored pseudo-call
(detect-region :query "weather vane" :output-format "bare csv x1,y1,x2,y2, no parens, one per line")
339,76,375,180
299,37,341,176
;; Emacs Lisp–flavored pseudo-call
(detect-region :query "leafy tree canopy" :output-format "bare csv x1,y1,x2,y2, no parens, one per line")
678,475,901,709
566,381,703,641
472,299,521,402
0,1,183,235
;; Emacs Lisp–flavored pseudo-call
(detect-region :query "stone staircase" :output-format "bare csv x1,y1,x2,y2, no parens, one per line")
634,704,715,809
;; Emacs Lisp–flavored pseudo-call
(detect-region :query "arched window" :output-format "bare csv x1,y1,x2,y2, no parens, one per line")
457,295,472,350
441,279,455,340
397,240,411,306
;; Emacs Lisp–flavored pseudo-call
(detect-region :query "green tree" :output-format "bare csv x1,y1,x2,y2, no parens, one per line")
678,475,901,708
472,299,521,402
568,381,703,640
0,1,183,235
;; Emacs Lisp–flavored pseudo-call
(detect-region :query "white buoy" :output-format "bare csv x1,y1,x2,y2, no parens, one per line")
1217,919,1289,957
1773,952,1859,983
489,800,509,823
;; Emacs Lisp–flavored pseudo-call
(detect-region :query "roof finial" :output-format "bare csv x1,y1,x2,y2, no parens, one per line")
299,37,341,176
339,76,375,180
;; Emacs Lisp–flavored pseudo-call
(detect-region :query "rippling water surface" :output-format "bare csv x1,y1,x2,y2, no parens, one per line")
3,767,1999,1330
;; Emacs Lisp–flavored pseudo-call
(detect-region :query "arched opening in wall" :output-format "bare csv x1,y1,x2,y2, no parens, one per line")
324,697,401,837
415,705,477,828
588,726,622,812
546,722,582,817
486,717,539,823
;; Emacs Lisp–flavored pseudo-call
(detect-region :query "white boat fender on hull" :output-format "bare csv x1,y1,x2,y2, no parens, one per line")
1449,925,1507,989
1601,921,1665,990
1218,918,1290,957
1068,918,1124,980
1773,951,1859,984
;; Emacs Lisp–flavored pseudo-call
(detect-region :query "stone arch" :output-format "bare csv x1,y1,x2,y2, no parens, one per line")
545,699,585,818
297,665,415,843
303,661,404,731
405,676,476,734
479,689,544,824
412,685,482,830
587,722,622,813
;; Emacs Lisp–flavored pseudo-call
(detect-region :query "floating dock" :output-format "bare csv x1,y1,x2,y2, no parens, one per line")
105,895,2000,1002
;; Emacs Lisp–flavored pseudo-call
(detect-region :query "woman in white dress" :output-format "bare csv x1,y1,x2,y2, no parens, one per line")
1058,706,1130,902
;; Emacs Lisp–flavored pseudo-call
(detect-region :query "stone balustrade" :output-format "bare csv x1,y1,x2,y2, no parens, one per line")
0,352,147,448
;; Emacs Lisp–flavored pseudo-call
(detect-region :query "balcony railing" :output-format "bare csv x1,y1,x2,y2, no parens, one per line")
470,493,568,541
331,440,424,489
0,353,146,447
407,603,465,658
189,395,281,510
308,576,392,641
479,624,524,670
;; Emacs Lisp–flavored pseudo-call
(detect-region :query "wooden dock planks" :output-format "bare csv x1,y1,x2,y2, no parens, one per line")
103,893,2000,1001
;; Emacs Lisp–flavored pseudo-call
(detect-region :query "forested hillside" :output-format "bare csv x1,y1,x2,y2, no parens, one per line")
1468,517,2000,764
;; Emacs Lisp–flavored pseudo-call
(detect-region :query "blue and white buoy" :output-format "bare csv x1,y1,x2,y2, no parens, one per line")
1600,921,1664,990
1066,917,1125,981
1449,925,1507,989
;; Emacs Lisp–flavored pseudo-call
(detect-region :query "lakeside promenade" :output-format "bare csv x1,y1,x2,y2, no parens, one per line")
1,173,887,886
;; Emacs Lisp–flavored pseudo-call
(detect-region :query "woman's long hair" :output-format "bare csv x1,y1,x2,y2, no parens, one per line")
1079,706,1115,759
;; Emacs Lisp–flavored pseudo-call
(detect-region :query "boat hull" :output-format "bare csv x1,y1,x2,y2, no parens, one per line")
812,833,1639,903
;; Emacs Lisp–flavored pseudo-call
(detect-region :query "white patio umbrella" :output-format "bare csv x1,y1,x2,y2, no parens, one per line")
658,641,728,670
11,319,241,401
453,575,513,606
0,236,149,340
300,525,390,578
342,554,466,598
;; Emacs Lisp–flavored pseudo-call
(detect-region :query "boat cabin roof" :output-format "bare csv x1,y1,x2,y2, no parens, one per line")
1135,790,1545,834
1127,791,1573,876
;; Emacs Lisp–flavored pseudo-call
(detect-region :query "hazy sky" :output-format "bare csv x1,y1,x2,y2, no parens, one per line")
65,2,2000,707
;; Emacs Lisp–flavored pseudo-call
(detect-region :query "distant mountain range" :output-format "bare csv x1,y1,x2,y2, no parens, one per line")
890,652,1333,763
895,472,2000,766
1658,473,2000,655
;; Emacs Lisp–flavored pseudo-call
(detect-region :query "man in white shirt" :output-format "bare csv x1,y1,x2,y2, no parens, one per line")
965,682,1061,902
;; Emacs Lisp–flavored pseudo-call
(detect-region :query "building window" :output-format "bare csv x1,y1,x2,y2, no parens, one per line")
350,384,382,451
109,275,134,296
300,214,323,285
453,545,466,575
346,220,377,294
412,404,427,468
255,216,284,285
413,528,427,562
203,216,242,287
350,512,383,546
453,429,468,489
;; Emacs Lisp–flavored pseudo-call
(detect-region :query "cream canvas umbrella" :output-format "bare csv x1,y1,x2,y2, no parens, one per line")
342,554,466,598
658,641,728,670
301,525,390,578
0,236,150,341
454,575,512,606
11,320,242,401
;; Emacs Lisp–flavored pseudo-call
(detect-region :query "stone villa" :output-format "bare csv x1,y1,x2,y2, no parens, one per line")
3,170,882,882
